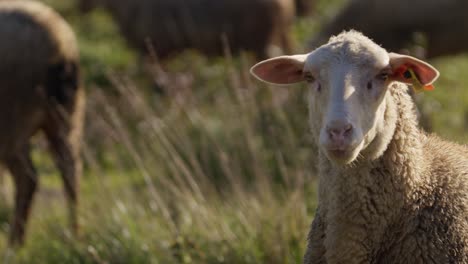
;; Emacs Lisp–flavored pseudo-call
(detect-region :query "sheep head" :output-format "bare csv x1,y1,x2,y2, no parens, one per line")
251,31,439,166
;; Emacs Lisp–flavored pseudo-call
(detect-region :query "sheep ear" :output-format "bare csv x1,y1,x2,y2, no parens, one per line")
389,53,439,86
250,54,308,85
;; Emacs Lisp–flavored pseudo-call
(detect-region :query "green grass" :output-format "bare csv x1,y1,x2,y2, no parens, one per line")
0,0,467,263
423,55,468,142
0,46,318,263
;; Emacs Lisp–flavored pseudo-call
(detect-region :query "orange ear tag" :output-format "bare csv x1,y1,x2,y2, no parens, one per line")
402,68,435,93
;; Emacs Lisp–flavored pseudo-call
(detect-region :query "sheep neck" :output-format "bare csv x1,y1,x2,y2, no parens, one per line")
380,83,427,193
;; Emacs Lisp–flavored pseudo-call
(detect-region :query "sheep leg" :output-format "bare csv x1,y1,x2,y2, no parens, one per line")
304,211,326,264
6,145,38,246
44,127,80,236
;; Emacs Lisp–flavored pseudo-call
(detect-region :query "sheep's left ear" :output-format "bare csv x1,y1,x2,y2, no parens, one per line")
250,54,308,85
389,53,439,86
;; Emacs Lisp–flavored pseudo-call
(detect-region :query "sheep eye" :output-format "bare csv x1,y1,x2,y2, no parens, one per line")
304,73,315,83
367,81,373,90
303,73,321,92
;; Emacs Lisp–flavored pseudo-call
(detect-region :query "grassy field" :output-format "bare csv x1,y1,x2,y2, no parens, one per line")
1,0,468,263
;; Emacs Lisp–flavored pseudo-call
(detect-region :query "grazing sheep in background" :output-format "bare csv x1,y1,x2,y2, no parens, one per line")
308,0,468,58
251,30,468,263
77,0,296,60
0,0,84,245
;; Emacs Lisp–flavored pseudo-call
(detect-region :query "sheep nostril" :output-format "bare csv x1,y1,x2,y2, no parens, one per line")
327,123,353,141
327,128,339,139
344,124,353,136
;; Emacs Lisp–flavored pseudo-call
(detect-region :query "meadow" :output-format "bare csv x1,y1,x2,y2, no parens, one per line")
1,0,468,263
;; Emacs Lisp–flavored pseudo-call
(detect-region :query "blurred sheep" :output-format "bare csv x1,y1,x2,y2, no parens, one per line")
0,0,84,245
308,0,468,58
78,0,296,60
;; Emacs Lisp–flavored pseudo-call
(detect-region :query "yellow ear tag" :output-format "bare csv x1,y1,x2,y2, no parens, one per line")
403,68,434,93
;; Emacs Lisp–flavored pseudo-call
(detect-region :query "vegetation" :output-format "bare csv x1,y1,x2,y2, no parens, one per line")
1,0,467,263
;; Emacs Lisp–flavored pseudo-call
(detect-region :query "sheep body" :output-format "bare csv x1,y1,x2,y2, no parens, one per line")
308,0,468,58
0,0,84,245
306,84,468,263
251,31,468,263
79,0,295,59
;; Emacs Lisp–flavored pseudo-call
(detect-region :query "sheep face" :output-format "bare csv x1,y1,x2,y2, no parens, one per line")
251,31,439,166
305,46,390,165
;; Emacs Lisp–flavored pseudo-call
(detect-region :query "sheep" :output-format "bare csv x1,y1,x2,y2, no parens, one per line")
251,30,468,263
77,0,296,60
308,0,468,58
0,0,84,246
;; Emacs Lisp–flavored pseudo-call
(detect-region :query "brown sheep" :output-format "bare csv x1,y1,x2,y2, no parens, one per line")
0,0,84,246
308,0,468,58
78,0,296,60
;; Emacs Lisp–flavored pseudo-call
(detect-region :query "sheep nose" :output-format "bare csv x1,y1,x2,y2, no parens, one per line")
326,122,353,143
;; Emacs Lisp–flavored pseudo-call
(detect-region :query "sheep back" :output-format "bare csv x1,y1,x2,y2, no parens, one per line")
101,0,295,59
308,0,468,58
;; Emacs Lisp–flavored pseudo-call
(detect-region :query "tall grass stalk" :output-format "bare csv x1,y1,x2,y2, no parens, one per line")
1,53,317,263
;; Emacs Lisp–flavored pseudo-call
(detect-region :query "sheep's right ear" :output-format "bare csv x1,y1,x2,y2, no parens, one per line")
250,54,308,85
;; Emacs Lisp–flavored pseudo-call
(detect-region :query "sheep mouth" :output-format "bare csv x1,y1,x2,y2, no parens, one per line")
325,145,361,165
329,149,350,157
